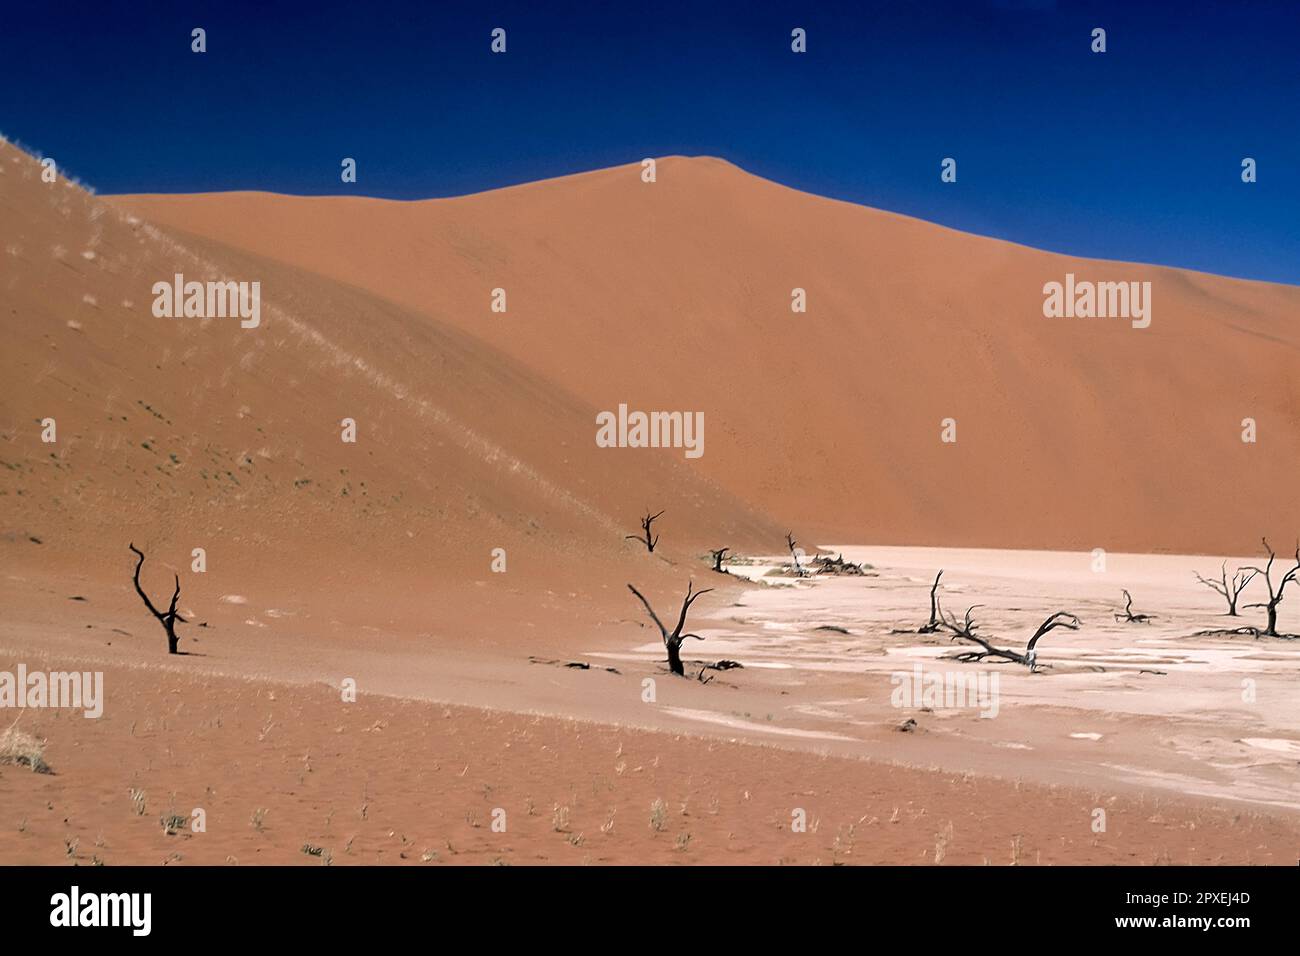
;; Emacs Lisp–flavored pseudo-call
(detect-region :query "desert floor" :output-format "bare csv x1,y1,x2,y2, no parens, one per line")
2,544,1298,865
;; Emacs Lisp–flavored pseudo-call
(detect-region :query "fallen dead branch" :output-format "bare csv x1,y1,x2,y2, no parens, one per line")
811,553,867,576
1114,589,1155,624
528,656,621,675
1190,626,1265,638
939,601,1081,671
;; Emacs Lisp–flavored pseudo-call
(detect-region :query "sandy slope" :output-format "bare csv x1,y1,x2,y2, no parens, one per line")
0,142,777,644
111,156,1300,556
3,660,1296,866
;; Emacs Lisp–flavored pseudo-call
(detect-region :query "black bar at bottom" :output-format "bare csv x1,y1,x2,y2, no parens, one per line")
3,864,1293,942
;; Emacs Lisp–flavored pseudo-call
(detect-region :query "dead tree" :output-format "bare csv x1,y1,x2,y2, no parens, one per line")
709,548,730,574
626,510,664,553
785,531,807,576
128,543,186,655
1113,589,1155,624
940,601,1080,671
811,553,866,576
1193,562,1257,616
919,570,944,633
1243,538,1300,637
628,582,712,676
888,570,944,634
936,599,985,645
1022,612,1083,671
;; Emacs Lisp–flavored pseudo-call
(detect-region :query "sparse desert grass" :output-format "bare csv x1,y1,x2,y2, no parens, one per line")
832,823,856,861
650,798,668,832
0,722,50,773
2,653,1297,866
934,821,955,864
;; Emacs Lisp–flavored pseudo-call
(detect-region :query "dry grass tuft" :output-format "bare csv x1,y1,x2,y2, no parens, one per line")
0,721,50,774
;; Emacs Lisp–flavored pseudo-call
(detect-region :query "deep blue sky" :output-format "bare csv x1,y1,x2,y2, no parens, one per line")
2,1,1297,284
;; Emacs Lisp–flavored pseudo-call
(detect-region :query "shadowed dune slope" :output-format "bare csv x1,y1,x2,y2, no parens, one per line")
110,156,1300,556
0,143,780,635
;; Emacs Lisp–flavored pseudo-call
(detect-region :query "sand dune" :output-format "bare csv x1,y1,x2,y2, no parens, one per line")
1,143,778,643
109,156,1300,557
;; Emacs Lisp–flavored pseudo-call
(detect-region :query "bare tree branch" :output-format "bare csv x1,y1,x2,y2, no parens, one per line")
1243,537,1300,637
1194,561,1258,616
785,531,808,576
626,583,668,638
628,581,714,676
626,509,664,553
919,570,944,633
128,543,187,655
940,601,1080,671
1114,589,1154,624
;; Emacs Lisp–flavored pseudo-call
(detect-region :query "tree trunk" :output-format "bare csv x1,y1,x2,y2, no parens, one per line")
1265,603,1278,637
666,639,684,676
167,627,180,655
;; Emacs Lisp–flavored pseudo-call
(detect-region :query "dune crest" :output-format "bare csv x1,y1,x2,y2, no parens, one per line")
107,155,1300,556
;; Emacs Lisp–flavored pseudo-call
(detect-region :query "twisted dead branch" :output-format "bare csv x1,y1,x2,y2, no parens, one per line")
628,581,713,676
938,600,1081,671
1243,538,1300,637
626,510,664,553
1114,589,1155,624
128,543,187,655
